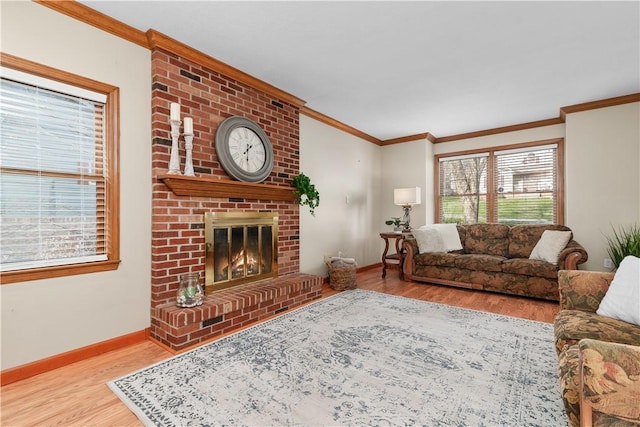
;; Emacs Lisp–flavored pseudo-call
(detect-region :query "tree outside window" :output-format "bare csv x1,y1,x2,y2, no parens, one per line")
436,140,563,225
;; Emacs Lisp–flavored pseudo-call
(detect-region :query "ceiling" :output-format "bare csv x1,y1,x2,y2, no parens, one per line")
78,1,639,141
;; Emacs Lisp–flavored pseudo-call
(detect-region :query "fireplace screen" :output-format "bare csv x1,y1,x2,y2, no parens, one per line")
205,212,278,293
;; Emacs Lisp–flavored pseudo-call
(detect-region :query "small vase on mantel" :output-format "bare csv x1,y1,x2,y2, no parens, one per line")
176,273,204,308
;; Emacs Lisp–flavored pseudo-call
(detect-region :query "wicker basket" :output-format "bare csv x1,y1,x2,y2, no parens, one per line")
326,260,357,291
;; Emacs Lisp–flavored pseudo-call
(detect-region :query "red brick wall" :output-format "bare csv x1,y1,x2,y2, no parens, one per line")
150,48,300,308
152,273,322,350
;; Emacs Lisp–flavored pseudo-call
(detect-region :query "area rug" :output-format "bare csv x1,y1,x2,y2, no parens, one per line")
108,289,566,426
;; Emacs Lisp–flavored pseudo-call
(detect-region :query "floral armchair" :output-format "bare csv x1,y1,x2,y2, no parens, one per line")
554,270,640,427
579,339,640,427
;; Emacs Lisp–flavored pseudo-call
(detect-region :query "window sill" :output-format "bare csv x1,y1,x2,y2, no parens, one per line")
0,259,121,284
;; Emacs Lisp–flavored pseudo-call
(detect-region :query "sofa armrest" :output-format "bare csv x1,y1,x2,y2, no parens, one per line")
558,240,589,270
579,339,640,425
402,238,418,280
558,270,614,312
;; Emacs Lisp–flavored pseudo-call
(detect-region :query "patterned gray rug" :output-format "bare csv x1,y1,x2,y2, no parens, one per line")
109,289,566,426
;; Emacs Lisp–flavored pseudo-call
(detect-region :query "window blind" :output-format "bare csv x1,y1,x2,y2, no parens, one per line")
436,141,561,225
0,74,108,271
494,144,557,224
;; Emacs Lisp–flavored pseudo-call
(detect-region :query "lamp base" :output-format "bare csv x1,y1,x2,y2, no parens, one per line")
402,205,412,229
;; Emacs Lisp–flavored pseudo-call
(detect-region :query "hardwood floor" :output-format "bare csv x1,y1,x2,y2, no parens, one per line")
1,268,559,426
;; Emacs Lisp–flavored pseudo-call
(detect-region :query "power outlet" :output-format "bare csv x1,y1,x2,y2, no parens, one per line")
603,258,614,269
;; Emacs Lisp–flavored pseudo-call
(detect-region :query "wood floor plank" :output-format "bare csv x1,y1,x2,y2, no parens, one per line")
1,268,559,426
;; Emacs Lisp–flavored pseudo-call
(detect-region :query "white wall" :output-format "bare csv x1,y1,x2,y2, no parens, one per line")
298,115,382,275
380,139,433,229
565,102,640,271
1,2,152,370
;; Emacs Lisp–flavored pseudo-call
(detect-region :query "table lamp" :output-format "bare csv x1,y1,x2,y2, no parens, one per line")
394,187,421,230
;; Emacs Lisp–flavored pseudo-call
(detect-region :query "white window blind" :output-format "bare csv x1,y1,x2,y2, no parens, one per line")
494,144,558,224
436,141,561,225
0,72,108,271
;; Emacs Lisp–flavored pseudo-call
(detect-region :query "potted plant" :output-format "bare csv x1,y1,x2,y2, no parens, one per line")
385,217,408,233
292,173,320,216
605,223,640,269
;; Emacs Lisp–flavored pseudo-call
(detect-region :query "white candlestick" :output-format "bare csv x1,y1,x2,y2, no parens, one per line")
167,119,182,175
170,103,180,121
184,117,193,134
183,133,195,176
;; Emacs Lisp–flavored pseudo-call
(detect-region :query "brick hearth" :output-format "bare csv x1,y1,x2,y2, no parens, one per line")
152,274,322,351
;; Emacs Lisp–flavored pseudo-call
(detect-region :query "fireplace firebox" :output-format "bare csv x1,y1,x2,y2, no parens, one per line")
205,212,278,293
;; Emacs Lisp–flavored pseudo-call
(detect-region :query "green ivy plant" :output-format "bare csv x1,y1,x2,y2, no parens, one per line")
605,223,640,269
291,173,320,216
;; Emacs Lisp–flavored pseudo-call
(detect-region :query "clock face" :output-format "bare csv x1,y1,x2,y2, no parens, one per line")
228,127,266,173
215,116,274,183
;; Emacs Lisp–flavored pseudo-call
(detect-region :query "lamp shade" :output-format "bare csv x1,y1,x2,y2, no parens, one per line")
394,187,421,206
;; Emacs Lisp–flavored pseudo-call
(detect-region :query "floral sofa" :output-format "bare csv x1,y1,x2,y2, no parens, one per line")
402,223,588,301
554,270,640,427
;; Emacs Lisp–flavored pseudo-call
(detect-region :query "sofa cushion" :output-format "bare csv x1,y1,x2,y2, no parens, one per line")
530,230,572,265
417,224,463,252
454,254,505,272
455,225,467,250
508,224,571,258
558,270,613,312
463,224,510,257
597,255,640,327
414,252,460,268
413,227,446,253
501,258,558,279
554,310,640,355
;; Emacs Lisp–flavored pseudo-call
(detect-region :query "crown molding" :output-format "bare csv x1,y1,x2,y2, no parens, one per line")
146,30,305,108
436,93,640,143
301,92,639,146
34,0,149,48
559,93,640,121
300,106,381,145
382,133,436,145
434,117,564,143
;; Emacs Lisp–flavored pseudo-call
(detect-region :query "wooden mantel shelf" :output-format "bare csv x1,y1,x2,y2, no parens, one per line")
159,174,296,202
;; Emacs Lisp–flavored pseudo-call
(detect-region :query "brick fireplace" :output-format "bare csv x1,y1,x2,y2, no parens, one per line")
149,36,322,351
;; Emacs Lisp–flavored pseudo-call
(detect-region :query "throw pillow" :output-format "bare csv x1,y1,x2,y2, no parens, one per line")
419,224,463,252
413,227,446,253
597,255,640,326
529,230,572,265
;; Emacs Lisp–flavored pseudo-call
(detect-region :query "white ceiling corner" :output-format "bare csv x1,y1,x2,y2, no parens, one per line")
78,0,640,140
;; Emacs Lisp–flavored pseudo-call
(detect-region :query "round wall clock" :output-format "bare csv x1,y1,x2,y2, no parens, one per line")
215,116,274,183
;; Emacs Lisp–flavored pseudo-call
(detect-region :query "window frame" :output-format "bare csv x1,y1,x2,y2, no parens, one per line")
0,53,120,284
435,138,565,225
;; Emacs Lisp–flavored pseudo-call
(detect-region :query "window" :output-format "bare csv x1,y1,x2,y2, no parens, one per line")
436,139,563,225
0,54,119,283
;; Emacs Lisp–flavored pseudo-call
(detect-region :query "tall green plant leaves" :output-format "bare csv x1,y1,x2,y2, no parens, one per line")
606,224,640,269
